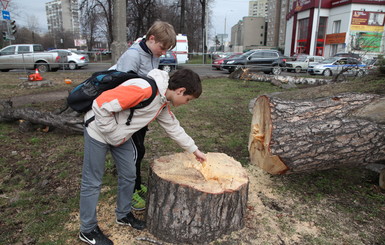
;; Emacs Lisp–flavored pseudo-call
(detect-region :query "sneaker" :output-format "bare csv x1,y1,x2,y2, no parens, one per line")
116,212,146,230
138,184,147,199
131,191,146,211
79,225,113,245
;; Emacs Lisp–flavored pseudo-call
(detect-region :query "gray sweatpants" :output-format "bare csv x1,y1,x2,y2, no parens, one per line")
79,130,137,233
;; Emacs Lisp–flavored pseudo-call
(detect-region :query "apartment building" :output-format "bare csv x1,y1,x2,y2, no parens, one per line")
249,0,269,17
266,0,290,50
46,0,80,38
231,16,266,52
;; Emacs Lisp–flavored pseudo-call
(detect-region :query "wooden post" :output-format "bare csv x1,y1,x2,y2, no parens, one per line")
146,152,249,244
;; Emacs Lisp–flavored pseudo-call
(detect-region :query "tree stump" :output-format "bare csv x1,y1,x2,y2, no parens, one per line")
146,152,249,244
248,93,385,174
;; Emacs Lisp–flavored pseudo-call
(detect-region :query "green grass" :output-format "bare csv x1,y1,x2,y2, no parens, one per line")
1,74,385,244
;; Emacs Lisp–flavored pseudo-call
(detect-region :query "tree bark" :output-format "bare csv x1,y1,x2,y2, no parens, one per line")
0,101,83,133
146,152,249,244
248,93,385,174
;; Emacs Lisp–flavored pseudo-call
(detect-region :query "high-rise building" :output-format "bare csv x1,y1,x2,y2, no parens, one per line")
46,0,80,38
266,0,289,50
249,0,269,18
231,16,266,52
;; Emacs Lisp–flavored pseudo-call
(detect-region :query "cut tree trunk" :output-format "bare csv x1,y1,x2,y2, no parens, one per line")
248,93,385,174
0,101,83,133
146,152,249,244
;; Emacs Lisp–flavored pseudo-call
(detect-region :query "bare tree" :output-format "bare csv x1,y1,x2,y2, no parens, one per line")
79,0,113,50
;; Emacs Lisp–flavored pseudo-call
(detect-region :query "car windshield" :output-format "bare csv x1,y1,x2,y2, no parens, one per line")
320,57,339,64
296,55,309,62
240,50,255,58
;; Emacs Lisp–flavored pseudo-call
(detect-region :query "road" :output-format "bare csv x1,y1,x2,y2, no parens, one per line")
11,62,301,78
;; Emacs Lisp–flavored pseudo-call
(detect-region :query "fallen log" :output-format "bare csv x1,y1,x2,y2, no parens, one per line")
248,93,385,174
146,152,249,244
0,101,83,133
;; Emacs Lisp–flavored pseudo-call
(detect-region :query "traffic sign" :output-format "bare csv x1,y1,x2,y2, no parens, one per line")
2,10,10,20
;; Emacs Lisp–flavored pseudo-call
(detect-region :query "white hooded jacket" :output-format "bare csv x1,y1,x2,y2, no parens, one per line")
84,69,198,153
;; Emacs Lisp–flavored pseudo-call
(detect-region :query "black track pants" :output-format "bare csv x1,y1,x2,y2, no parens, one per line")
131,126,148,191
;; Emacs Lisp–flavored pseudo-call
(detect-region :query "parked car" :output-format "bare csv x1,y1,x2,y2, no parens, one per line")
49,49,89,70
0,44,67,72
286,55,324,73
221,49,287,75
159,51,177,72
307,57,367,77
333,52,361,60
364,57,380,70
212,52,242,70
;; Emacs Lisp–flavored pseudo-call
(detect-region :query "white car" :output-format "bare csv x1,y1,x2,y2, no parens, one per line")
307,57,367,77
286,55,324,73
49,49,89,70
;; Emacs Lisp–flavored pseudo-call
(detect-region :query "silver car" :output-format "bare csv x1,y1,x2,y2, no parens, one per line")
49,49,89,70
307,57,367,77
286,55,324,73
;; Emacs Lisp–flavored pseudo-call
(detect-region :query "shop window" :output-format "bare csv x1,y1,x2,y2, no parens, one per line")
297,18,309,54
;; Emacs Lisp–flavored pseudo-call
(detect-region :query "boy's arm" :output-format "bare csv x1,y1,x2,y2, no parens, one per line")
156,107,199,153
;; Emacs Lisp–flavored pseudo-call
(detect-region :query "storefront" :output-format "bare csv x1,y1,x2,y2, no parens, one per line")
285,0,385,58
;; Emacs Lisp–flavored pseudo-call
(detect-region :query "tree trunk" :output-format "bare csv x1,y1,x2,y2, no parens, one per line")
248,93,385,174
0,101,83,133
146,152,249,244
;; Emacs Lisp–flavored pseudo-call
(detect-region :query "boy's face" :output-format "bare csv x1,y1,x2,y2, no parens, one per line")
146,35,169,58
170,88,195,107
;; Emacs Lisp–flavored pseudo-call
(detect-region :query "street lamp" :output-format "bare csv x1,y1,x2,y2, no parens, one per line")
223,10,233,51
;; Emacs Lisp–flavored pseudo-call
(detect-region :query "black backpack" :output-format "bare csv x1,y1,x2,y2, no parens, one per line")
67,70,158,126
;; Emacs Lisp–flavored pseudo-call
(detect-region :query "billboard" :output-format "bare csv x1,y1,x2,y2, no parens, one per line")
351,11,385,32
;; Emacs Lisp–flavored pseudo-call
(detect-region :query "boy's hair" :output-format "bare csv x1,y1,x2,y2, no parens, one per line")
146,21,176,50
168,69,202,98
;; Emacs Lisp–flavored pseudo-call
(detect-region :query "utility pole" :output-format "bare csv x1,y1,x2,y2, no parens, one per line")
180,0,185,34
111,0,128,64
200,0,206,64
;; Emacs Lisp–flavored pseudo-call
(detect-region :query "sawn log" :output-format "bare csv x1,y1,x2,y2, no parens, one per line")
248,93,385,174
146,152,249,244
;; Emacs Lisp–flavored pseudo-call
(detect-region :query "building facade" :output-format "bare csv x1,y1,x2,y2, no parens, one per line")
285,0,385,58
266,0,290,50
231,16,266,52
46,0,80,38
249,0,269,17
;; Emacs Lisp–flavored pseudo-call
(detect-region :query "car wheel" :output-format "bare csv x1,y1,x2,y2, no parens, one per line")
272,65,282,75
161,65,172,73
323,69,332,77
68,62,77,70
295,66,302,73
356,70,364,77
35,62,49,72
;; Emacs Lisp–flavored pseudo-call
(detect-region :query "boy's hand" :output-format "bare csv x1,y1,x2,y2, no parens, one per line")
193,150,207,163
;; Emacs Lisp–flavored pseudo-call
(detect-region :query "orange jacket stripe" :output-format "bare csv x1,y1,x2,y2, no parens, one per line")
96,85,153,110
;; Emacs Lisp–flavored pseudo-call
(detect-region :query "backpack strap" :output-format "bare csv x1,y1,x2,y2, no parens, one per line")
85,77,158,127
125,77,158,125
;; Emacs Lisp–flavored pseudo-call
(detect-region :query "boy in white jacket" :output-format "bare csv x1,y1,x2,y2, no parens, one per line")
79,68,206,245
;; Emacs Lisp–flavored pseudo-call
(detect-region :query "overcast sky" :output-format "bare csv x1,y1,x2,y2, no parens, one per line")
9,0,249,40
